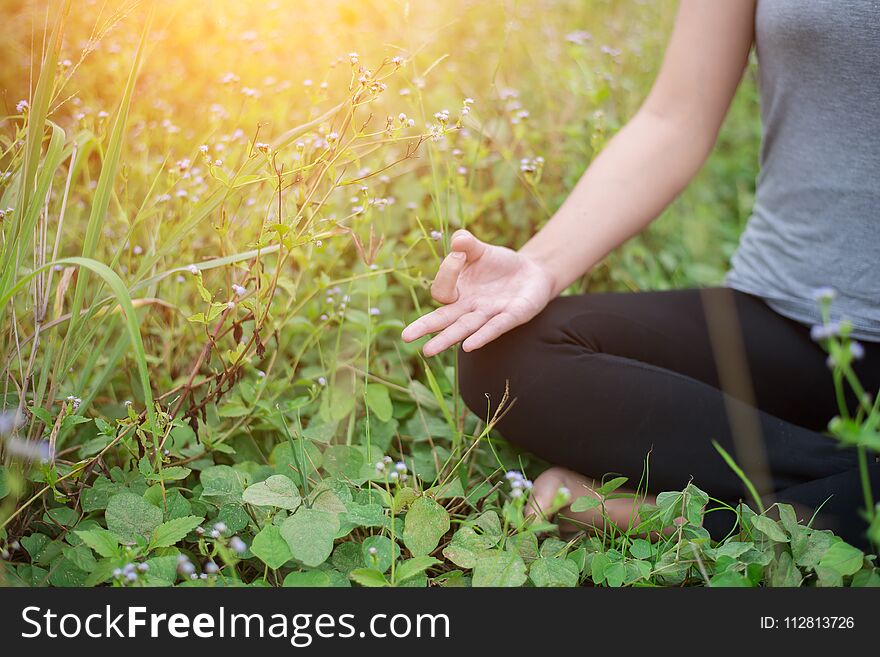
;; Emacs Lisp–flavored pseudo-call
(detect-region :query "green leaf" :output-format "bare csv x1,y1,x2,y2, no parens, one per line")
402,496,450,557
308,482,348,514
570,496,602,513
596,476,628,496
710,541,753,561
149,516,204,549
0,466,9,499
362,535,399,573
62,544,98,573
629,539,652,560
710,571,753,587
321,387,355,423
283,570,332,587
441,527,495,569
350,568,388,587
604,562,626,588
473,511,503,540
472,550,527,587
105,492,163,543
144,555,181,585
590,552,609,584
200,465,246,506
529,557,579,587
49,557,88,587
344,502,387,529
74,529,120,558
146,467,192,482
322,445,365,482
301,421,337,444
144,486,192,521
395,556,441,584
242,474,302,510
81,477,124,512
751,515,789,543
770,551,803,588
425,478,465,500
792,528,835,569
250,525,293,570
218,504,251,533
365,384,393,422
280,508,340,567
818,541,864,577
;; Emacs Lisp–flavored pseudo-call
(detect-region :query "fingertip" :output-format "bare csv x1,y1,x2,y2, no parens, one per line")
450,233,472,252
462,336,487,352
401,323,421,342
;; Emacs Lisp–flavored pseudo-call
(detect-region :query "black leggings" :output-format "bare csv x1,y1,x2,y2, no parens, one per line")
457,288,880,548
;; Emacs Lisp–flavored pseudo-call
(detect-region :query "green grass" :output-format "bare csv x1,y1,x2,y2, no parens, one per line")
0,0,877,588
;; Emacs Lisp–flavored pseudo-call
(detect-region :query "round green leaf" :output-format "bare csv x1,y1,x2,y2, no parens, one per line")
442,527,495,569
362,535,399,573
402,496,450,557
242,474,302,510
472,550,527,587
280,508,340,567
365,383,393,423
250,524,293,570
818,541,864,577
283,570,332,587
529,557,580,587
200,465,246,506
105,492,163,544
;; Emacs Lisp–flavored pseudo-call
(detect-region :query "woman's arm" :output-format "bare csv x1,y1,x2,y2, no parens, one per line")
403,0,757,356
520,0,757,296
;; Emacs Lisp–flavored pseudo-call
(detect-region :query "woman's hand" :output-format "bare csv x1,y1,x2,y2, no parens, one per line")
401,229,556,356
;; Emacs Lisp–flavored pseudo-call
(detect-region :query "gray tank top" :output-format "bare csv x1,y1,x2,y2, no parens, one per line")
725,0,880,340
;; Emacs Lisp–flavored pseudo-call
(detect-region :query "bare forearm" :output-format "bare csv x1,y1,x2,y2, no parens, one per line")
520,109,712,297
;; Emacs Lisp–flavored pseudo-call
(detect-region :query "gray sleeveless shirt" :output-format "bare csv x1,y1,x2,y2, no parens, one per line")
724,0,880,340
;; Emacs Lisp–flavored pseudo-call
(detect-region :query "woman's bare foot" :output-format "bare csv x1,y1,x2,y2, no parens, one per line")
526,466,656,533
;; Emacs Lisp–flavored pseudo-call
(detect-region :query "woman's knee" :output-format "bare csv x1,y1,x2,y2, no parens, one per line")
457,299,571,420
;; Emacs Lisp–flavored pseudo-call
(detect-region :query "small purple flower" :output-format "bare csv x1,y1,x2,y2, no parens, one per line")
850,341,865,360
229,536,247,554
811,322,842,342
0,411,23,436
3,437,53,463
812,287,837,303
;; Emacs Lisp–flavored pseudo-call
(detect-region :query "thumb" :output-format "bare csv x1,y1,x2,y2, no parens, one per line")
450,229,488,262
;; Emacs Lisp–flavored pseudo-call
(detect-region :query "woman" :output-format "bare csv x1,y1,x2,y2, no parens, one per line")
401,0,880,547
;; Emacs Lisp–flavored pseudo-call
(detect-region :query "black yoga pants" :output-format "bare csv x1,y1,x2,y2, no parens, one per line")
457,288,880,548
